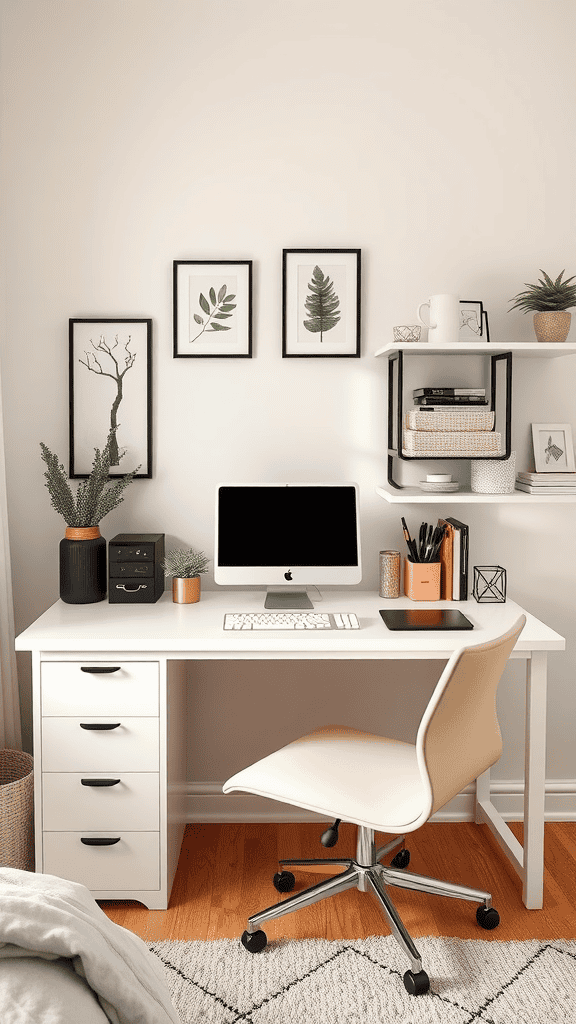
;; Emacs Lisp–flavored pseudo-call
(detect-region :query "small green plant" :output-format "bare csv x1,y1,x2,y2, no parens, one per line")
40,429,140,527
509,270,576,313
162,547,210,579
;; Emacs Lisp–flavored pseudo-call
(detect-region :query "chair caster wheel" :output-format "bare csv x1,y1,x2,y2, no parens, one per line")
403,969,430,996
273,870,295,892
241,929,267,953
391,848,410,869
476,906,500,930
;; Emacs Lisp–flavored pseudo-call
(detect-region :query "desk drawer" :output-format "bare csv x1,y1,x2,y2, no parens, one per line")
41,662,159,717
41,718,159,772
42,773,160,831
42,831,160,891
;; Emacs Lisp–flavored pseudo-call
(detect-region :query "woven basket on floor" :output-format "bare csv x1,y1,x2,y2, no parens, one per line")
0,749,34,871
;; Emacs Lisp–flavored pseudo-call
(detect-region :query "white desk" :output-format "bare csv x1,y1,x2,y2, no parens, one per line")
15,590,564,910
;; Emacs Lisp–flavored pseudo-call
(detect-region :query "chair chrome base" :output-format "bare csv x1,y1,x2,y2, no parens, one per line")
244,826,495,986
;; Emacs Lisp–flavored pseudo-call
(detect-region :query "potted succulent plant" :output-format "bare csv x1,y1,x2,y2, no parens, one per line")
40,429,140,603
509,269,576,343
162,547,210,604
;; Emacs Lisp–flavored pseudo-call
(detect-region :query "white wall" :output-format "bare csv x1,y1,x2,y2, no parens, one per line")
1,0,575,817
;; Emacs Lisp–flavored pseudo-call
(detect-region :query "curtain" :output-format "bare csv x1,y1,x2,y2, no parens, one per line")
0,370,21,750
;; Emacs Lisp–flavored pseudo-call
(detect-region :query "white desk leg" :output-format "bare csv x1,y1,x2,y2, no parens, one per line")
523,650,548,909
475,768,490,824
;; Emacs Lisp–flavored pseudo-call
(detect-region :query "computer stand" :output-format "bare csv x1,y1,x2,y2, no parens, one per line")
264,588,314,610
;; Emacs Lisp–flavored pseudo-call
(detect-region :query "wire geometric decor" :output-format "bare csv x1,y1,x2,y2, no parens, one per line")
473,565,507,603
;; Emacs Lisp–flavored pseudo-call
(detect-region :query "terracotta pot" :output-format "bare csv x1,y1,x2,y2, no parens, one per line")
60,526,106,604
533,310,571,343
172,576,201,604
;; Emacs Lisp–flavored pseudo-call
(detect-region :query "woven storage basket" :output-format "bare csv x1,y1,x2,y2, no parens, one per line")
405,409,495,431
0,749,34,870
403,429,501,456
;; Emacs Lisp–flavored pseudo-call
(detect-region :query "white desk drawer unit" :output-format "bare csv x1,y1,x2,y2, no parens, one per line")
42,773,160,831
37,660,174,906
42,831,160,891
41,661,159,716
41,717,159,772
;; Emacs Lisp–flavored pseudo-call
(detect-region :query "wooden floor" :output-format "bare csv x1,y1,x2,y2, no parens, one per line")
100,821,576,943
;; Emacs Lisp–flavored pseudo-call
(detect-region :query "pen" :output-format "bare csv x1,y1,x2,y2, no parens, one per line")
401,517,419,562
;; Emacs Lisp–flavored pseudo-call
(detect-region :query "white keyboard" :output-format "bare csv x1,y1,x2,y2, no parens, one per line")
223,612,360,630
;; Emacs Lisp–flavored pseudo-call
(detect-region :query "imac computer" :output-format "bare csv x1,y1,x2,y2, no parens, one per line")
215,483,362,608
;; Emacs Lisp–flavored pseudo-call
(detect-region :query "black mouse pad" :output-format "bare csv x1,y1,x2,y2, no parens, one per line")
379,608,474,630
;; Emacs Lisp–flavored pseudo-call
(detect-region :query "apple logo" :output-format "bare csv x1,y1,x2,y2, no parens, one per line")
284,570,293,581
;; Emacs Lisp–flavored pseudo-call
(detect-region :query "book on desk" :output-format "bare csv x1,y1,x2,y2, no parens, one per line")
437,517,469,601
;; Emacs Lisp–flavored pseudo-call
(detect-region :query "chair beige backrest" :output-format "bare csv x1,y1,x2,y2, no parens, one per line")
416,615,526,817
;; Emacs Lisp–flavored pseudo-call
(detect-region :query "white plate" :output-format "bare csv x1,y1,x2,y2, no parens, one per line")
419,480,460,492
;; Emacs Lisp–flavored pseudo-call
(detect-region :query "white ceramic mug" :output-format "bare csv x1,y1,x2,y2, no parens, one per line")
417,294,460,344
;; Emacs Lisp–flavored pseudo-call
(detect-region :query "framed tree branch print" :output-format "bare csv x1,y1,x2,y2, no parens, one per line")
282,249,361,357
173,260,253,357
69,318,152,478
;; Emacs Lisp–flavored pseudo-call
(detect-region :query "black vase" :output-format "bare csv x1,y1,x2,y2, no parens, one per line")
60,527,107,604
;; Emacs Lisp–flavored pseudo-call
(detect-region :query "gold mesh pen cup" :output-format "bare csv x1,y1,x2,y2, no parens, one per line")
379,550,401,599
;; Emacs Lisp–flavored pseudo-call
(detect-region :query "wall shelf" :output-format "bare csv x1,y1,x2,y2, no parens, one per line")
375,340,576,503
376,484,576,504
375,341,576,359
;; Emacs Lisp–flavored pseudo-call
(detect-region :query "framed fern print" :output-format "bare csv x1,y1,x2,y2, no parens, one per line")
173,260,252,357
282,249,361,357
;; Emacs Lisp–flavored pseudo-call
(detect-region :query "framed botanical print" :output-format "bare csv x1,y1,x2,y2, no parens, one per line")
69,318,152,478
173,260,252,357
282,249,361,357
531,422,575,472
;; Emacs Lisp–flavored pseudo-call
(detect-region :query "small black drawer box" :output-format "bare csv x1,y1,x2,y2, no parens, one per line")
108,534,165,603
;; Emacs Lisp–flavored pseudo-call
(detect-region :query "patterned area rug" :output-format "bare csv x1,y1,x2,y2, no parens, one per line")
149,936,576,1024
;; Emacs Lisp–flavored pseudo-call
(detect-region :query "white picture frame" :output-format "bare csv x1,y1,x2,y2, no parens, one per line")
531,422,575,472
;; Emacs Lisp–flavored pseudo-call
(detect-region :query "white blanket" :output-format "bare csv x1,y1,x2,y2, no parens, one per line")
0,868,180,1024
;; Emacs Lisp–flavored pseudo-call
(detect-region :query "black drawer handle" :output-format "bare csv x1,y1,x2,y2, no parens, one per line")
79,722,121,730
80,837,121,846
80,666,121,674
80,778,121,787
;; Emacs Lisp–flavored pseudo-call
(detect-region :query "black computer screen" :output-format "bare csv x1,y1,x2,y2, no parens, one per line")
217,485,359,567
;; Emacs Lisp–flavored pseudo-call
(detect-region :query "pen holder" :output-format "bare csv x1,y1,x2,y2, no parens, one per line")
404,558,441,601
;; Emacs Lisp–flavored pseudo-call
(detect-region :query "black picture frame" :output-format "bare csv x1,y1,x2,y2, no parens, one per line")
173,260,253,358
69,318,152,479
282,249,361,357
459,300,488,341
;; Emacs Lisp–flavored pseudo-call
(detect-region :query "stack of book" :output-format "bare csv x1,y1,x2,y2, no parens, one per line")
515,471,576,495
437,516,469,600
403,387,500,457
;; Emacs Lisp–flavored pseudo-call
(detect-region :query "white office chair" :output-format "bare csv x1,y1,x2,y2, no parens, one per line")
223,615,526,996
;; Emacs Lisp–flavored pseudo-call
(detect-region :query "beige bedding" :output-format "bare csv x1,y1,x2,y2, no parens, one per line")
0,867,179,1024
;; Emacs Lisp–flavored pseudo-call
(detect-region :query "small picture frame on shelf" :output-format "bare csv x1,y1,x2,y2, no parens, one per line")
531,423,575,472
173,260,253,358
459,300,488,341
282,249,361,357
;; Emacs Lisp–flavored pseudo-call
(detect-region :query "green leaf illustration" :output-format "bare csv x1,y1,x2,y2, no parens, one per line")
303,265,341,342
190,284,237,342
